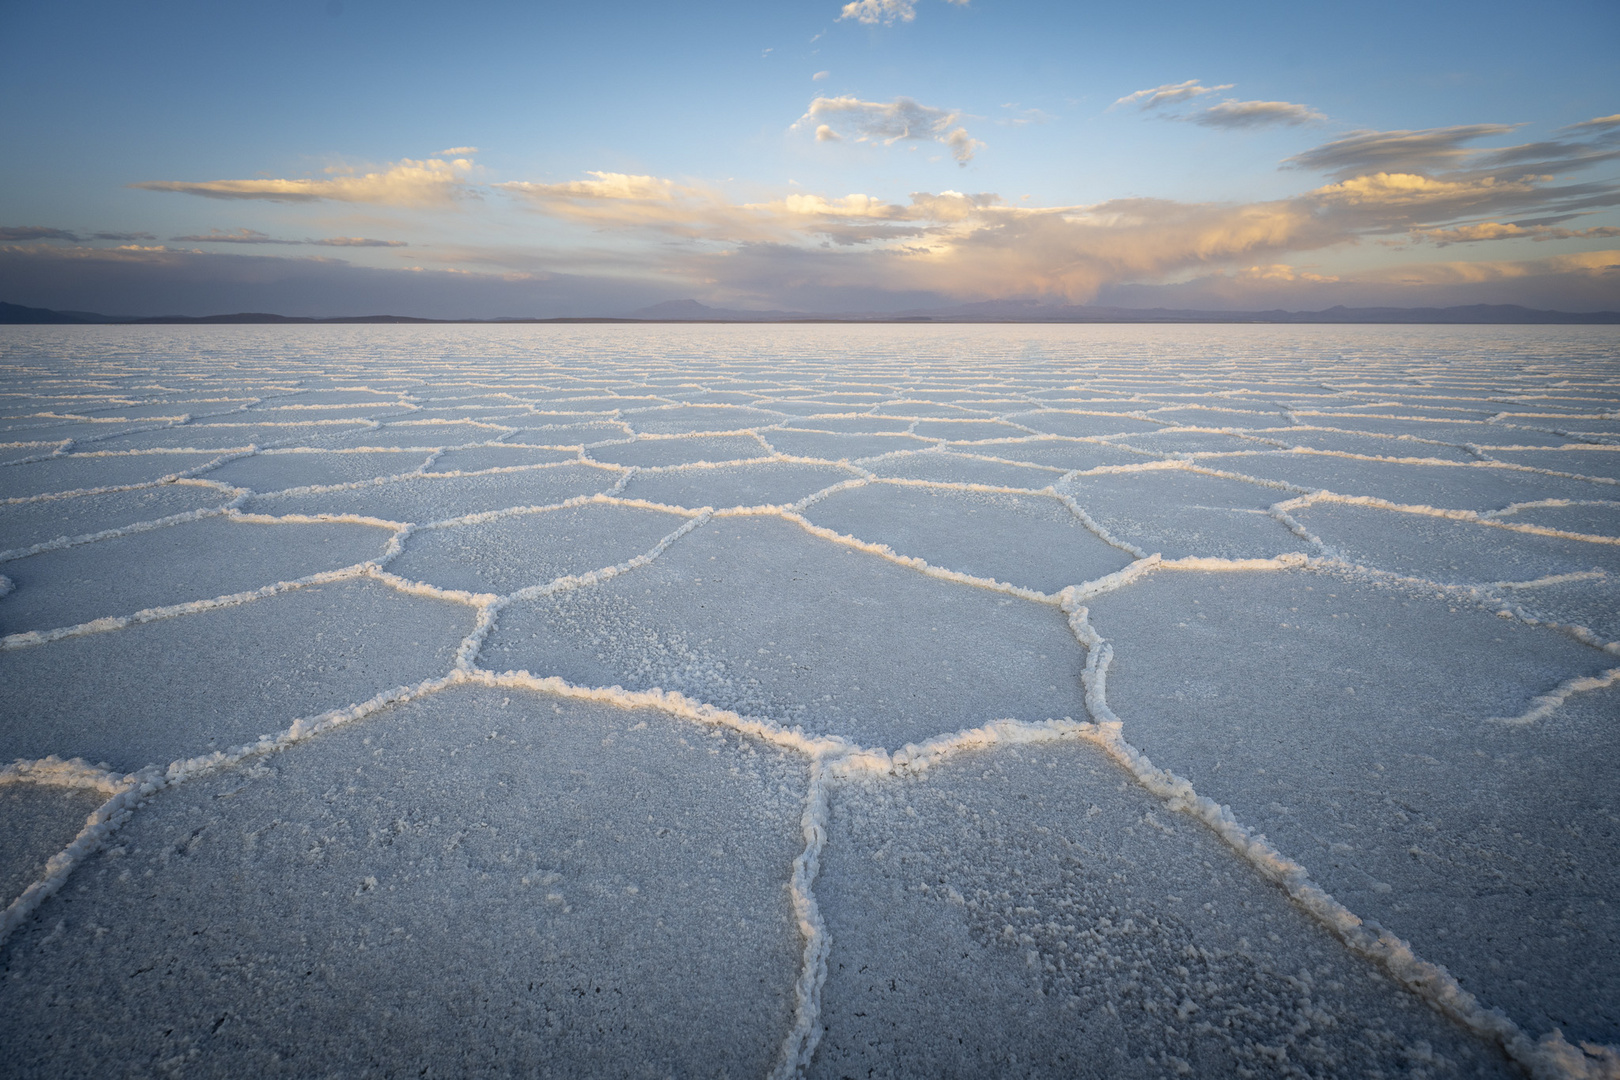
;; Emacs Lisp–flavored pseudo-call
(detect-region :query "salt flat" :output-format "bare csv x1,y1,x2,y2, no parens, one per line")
0,323,1616,1078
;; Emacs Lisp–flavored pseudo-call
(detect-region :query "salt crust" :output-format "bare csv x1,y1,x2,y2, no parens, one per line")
0,325,1617,1077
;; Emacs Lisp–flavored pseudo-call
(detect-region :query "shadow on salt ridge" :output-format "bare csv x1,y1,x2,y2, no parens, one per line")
485,515,1085,748
812,743,1515,1079
0,453,225,500
1086,568,1620,1047
1296,502,1620,585
1062,470,1309,560
199,450,429,491
0,685,805,1079
803,484,1132,595
392,503,690,596
588,434,772,468
1006,411,1165,438
760,430,934,462
1206,453,1616,510
0,485,231,554
0,785,104,909
0,578,473,772
866,452,1062,490
0,517,395,636
246,464,620,522
423,445,578,472
626,405,785,434
620,462,857,510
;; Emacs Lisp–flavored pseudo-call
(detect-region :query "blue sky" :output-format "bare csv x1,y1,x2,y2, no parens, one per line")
2,0,1617,316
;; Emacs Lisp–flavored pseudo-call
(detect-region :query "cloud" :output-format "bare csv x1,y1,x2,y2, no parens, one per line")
1114,80,1231,111
171,228,300,244
91,231,156,242
435,146,479,156
815,124,841,142
1191,99,1324,129
797,96,983,164
0,226,82,243
131,156,474,207
837,0,915,24
310,236,409,247
1558,114,1620,135
1413,221,1620,245
812,70,830,81
1283,125,1519,178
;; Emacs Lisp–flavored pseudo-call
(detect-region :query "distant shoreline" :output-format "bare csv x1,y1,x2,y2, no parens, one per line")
4,299,1619,326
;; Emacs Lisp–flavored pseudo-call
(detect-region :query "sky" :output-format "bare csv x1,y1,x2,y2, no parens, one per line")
1,0,1617,317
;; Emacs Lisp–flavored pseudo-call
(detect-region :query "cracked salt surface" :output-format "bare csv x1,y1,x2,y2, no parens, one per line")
1,323,1617,1078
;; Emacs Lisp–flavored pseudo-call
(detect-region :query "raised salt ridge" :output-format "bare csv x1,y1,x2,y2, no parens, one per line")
0,323,1616,1079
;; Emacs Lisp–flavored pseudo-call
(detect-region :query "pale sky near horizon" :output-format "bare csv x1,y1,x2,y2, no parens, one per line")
2,0,1617,317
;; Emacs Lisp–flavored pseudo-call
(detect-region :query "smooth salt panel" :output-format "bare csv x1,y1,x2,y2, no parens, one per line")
90,424,368,452
968,438,1148,472
1262,427,1478,461
198,450,430,491
0,685,804,1078
804,483,1133,593
0,453,224,499
866,452,1063,490
588,434,772,467
0,784,105,907
626,405,785,434
910,419,1027,441
246,464,621,523
1207,453,1616,509
781,416,916,435
0,578,473,772
0,516,394,636
1111,430,1285,455
390,503,689,595
1487,448,1620,482
1062,469,1308,559
1296,502,1620,584
1005,411,1166,438
1086,568,1620,1045
1496,502,1620,538
760,430,935,461
1502,575,1620,643
812,744,1513,1078
327,421,505,449
0,484,230,554
620,462,856,510
422,445,578,472
485,515,1086,747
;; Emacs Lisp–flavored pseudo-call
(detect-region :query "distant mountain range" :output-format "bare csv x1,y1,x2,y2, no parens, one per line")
4,298,1619,325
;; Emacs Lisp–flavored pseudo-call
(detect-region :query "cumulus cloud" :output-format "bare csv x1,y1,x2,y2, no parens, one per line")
131,156,474,207
171,228,300,244
836,0,966,26
0,226,82,243
1413,221,1620,245
797,96,983,164
1113,80,1231,111
1192,100,1325,128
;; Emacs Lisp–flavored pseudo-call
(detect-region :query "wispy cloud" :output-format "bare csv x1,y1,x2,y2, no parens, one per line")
435,146,479,157
91,231,157,242
0,226,82,243
1283,125,1520,178
171,228,300,244
797,96,983,164
812,70,831,82
1557,113,1620,135
1413,221,1620,245
310,236,409,247
1192,99,1324,129
132,156,475,207
1113,80,1231,111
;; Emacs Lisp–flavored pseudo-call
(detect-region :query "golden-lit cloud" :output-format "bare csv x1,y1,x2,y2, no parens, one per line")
132,156,475,207
1414,222,1620,245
